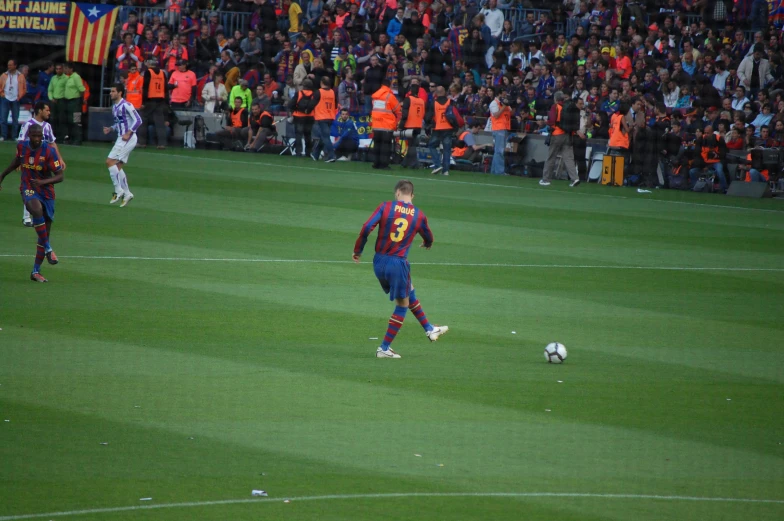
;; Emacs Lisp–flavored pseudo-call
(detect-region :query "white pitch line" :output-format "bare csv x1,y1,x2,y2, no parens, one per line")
1,492,782,520
0,254,783,272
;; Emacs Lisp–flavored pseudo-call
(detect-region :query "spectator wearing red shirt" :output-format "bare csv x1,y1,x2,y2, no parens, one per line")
613,47,632,79
168,60,197,108
116,33,143,71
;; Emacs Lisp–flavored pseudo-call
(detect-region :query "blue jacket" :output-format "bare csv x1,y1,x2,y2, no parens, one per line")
331,117,360,146
387,17,403,39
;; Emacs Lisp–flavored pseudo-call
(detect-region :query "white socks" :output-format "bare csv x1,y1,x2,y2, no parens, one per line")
23,206,30,221
118,169,130,196
109,165,122,195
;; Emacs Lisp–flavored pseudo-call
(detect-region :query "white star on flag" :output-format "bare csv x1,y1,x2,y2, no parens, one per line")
87,6,100,18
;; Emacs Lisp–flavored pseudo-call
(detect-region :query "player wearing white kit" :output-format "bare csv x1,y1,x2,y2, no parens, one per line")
18,101,66,226
103,83,141,207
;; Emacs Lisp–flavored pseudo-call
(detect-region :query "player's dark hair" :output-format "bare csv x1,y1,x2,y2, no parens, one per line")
112,82,126,96
33,101,48,115
27,124,43,134
395,179,414,195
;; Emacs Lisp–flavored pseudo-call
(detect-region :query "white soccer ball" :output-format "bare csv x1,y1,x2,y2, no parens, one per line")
544,342,567,364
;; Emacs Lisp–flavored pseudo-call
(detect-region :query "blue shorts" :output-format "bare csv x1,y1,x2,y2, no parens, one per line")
21,192,55,221
373,254,412,301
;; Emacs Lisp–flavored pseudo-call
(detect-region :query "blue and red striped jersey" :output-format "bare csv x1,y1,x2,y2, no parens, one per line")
354,201,434,258
17,141,63,200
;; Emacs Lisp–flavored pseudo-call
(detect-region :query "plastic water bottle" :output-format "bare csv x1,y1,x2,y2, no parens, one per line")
524,165,529,177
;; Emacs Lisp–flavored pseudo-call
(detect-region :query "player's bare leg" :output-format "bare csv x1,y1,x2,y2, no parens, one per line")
377,296,408,359
25,199,49,282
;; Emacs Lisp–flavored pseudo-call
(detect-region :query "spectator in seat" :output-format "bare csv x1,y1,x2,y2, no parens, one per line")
229,79,253,110
116,33,143,72
202,72,228,113
168,60,197,109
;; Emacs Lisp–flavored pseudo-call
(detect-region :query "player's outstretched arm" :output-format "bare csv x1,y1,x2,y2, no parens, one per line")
0,156,22,189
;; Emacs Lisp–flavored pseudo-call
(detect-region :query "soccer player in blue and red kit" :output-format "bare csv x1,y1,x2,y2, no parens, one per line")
0,125,64,282
353,180,448,358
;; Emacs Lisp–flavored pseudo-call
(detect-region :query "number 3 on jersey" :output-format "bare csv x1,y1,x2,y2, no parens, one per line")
390,217,409,242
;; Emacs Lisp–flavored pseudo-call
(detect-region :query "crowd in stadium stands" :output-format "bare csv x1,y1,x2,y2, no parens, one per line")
4,0,784,190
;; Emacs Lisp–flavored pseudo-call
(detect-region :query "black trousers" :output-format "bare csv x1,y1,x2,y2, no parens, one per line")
372,130,393,168
572,135,587,180
294,116,314,156
138,100,168,146
401,129,420,167
335,139,359,158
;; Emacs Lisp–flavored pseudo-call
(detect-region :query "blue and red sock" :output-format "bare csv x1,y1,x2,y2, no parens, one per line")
33,241,45,274
32,217,50,251
408,289,433,332
381,306,407,350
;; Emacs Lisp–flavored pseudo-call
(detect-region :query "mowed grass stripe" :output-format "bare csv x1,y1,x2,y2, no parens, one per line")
2,333,781,495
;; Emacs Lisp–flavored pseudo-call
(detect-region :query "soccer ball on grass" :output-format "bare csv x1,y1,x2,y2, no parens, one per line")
544,342,567,364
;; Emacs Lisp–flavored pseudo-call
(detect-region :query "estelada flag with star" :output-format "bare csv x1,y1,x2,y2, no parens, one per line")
66,3,119,65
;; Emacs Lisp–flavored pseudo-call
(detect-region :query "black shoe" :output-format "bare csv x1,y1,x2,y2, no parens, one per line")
570,179,581,187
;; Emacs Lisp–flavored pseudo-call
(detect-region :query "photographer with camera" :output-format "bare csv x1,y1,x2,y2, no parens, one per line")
689,125,728,192
488,87,511,176
540,92,583,187
398,80,426,168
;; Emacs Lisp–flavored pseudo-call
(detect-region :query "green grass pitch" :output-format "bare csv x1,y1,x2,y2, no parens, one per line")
0,142,783,521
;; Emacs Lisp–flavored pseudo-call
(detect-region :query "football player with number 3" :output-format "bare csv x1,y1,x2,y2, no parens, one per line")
353,180,448,359
0,125,64,282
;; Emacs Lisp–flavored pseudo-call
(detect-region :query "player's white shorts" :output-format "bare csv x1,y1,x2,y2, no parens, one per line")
108,133,138,164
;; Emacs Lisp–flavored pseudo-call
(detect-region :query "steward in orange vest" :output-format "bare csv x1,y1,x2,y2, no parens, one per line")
126,70,143,109
451,121,486,163
138,57,169,148
215,96,248,150
398,82,425,168
287,78,320,156
370,79,401,170
247,103,276,152
312,77,338,162
425,85,457,175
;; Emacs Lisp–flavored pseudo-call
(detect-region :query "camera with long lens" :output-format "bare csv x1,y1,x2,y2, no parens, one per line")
393,129,417,138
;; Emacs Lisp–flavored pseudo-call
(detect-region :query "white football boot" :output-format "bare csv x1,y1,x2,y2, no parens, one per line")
376,347,401,359
426,325,449,342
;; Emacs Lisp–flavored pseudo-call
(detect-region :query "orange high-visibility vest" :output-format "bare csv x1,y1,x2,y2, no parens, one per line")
433,99,454,131
147,69,166,99
700,141,720,164
745,152,769,181
552,103,566,136
608,113,629,149
230,108,246,128
371,85,400,131
313,88,336,121
452,130,470,157
293,90,315,118
404,96,425,129
491,104,511,131
126,73,143,108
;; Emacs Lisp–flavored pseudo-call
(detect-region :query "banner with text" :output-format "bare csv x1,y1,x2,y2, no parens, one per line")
0,0,70,34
